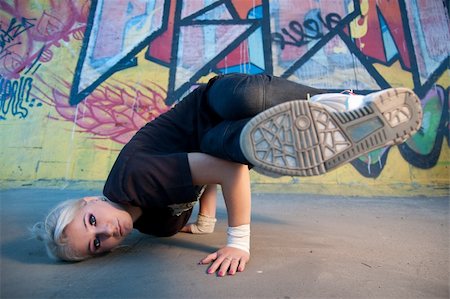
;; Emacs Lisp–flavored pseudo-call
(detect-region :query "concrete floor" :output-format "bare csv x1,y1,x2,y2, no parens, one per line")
1,188,449,299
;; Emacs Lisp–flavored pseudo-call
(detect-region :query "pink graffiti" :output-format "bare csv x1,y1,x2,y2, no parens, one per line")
0,0,89,79
33,73,170,144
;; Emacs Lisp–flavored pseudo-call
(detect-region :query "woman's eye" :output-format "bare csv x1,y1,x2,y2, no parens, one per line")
89,214,96,226
94,237,101,250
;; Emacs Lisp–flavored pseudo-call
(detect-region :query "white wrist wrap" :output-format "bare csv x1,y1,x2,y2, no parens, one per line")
190,213,217,234
227,224,250,253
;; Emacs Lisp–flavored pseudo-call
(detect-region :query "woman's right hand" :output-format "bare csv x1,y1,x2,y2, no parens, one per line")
199,246,250,276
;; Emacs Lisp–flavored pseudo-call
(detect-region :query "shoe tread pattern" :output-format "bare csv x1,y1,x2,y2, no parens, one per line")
240,88,422,177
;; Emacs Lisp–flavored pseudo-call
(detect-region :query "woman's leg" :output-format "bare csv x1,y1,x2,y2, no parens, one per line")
200,73,324,164
200,118,251,164
239,87,423,177
206,73,324,120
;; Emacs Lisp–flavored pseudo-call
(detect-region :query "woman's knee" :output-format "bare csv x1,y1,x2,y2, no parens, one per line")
207,73,266,119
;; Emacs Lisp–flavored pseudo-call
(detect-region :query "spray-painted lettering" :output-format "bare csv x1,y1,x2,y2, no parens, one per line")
271,11,342,49
0,76,36,119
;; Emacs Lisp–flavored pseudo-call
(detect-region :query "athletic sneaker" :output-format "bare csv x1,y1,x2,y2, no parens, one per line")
240,88,423,177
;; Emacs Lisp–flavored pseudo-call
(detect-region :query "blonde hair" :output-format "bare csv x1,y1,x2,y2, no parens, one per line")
31,198,91,262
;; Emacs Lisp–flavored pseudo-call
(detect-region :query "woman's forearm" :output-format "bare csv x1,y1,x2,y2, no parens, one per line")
187,153,251,227
198,184,217,218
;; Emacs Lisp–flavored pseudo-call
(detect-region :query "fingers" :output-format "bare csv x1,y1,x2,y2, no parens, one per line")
220,257,241,276
199,247,250,277
236,257,247,273
179,224,192,233
179,220,216,234
212,256,248,276
199,252,217,265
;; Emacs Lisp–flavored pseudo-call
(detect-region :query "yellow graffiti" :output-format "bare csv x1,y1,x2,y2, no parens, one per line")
373,61,414,88
349,0,369,44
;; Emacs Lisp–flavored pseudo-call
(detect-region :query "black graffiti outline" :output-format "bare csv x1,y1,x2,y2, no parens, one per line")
279,1,361,78
148,0,273,105
68,0,448,176
0,17,36,57
70,0,171,105
164,0,263,104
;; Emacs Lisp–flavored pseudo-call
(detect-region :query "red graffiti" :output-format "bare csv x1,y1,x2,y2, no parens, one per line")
148,0,263,67
353,0,410,68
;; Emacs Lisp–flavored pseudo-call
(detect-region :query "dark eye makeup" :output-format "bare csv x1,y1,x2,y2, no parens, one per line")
88,214,100,251
89,214,96,226
93,237,101,250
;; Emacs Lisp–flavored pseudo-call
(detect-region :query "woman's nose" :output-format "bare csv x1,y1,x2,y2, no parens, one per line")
97,223,117,237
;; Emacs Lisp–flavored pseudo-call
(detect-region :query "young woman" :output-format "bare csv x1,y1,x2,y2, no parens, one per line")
32,73,422,277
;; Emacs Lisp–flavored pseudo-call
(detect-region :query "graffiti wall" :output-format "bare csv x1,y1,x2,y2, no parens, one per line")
1,0,449,196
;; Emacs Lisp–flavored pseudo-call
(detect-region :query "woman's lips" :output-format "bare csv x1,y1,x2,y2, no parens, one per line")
117,219,122,237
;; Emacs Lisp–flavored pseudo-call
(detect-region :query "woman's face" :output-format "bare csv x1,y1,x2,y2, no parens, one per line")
64,197,134,258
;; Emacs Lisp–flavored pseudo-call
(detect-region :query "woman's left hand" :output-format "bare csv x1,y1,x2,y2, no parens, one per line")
199,246,250,276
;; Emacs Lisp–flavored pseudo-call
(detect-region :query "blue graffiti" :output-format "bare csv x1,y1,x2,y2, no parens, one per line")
0,76,40,120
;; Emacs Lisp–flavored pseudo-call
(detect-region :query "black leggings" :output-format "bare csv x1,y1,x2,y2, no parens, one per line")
207,73,323,119
200,73,324,163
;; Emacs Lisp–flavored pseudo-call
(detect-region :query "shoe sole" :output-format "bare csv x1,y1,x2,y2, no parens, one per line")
240,88,423,176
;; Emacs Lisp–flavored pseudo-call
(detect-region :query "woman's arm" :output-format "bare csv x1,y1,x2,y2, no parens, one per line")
187,153,251,276
198,184,217,218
